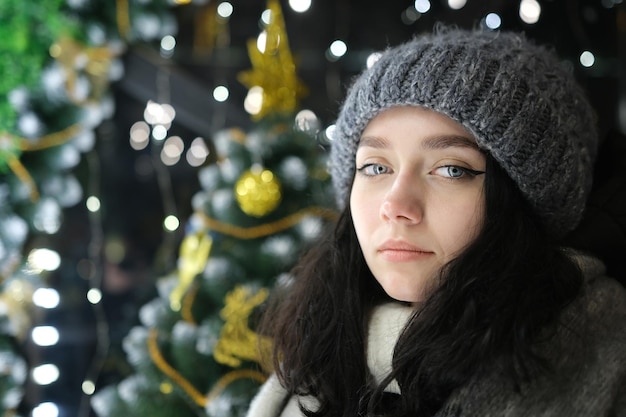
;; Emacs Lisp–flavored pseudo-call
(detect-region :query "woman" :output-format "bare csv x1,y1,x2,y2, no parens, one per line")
246,27,626,417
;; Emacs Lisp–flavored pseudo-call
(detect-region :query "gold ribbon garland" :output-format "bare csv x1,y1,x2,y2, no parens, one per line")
18,124,81,152
199,206,337,240
116,0,131,40
7,156,39,202
1,124,81,201
205,368,267,405
181,281,200,324
147,328,267,407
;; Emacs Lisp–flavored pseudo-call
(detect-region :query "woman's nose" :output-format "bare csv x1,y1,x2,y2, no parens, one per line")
380,175,423,224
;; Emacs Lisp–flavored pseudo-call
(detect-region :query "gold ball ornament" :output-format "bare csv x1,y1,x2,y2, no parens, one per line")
235,168,282,217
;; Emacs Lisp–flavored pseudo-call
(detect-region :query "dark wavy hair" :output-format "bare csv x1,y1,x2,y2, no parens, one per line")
258,155,583,417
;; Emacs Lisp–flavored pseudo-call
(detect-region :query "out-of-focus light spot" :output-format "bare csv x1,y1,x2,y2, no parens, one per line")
77,259,95,280
289,0,311,13
144,101,163,124
256,31,267,53
414,0,431,13
519,0,541,24
160,35,176,58
160,104,176,124
76,258,96,279
104,238,125,264
82,380,96,395
87,288,102,304
213,85,229,102
366,52,382,69
261,8,272,25
160,148,181,166
294,109,320,133
152,125,168,141
28,248,61,272
86,196,100,212
32,364,60,385
244,86,264,115
485,13,502,29
401,6,421,24
32,402,59,417
580,50,595,67
144,101,175,126
186,137,210,167
582,6,599,22
163,136,184,162
329,40,347,58
217,2,233,18
164,215,180,232
325,124,336,141
448,0,467,9
130,121,150,150
32,326,59,347
33,288,60,309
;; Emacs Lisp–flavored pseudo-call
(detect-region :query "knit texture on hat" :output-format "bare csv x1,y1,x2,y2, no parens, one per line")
330,27,598,237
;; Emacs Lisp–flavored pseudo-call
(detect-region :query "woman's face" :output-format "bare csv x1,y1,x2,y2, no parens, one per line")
350,106,486,303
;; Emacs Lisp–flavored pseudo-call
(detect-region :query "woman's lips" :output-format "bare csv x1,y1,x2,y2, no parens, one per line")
378,240,434,262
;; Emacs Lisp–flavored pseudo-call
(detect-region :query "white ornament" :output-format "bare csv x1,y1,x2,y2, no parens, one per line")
297,216,323,241
135,14,161,41
260,235,295,265
172,321,198,344
211,188,235,215
17,112,43,139
3,215,28,245
8,87,29,112
3,386,23,409
33,198,61,234
122,327,149,366
72,129,95,153
205,394,234,417
279,156,308,190
198,164,220,191
191,191,208,212
138,298,168,328
86,23,107,46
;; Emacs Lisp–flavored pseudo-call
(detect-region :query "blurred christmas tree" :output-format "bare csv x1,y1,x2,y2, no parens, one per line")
91,1,336,416
1,1,177,415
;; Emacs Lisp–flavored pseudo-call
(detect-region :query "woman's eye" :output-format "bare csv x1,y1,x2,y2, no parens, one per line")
433,165,485,179
357,163,389,176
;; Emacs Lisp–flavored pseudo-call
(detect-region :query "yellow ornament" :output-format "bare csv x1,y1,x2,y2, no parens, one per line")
50,36,113,103
213,286,273,368
237,0,307,119
170,231,212,312
235,168,282,217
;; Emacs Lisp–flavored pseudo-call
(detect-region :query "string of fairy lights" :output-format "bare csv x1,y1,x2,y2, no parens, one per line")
17,1,621,417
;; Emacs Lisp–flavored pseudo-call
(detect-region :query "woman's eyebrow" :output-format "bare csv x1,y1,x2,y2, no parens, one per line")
421,135,480,150
358,136,388,149
358,135,480,150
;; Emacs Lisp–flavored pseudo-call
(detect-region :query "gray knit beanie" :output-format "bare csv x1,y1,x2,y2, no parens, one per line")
330,27,598,237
